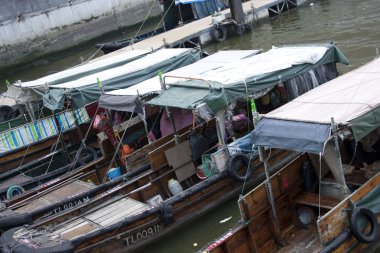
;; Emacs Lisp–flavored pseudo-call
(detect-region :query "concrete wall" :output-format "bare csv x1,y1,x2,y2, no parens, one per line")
0,0,161,68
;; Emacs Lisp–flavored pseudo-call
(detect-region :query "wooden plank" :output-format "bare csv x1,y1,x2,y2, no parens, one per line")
295,192,340,210
62,221,99,240
2,174,32,188
317,172,380,244
85,197,149,226
17,180,96,212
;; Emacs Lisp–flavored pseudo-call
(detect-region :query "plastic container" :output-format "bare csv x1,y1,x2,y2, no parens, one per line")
107,167,121,180
168,179,183,196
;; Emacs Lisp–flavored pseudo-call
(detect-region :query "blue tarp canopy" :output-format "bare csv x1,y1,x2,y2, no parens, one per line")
175,0,225,19
252,118,331,154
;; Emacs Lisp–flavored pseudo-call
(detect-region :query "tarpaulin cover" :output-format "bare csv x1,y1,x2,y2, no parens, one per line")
15,50,150,88
191,0,225,19
41,48,201,110
104,50,259,97
252,118,331,154
251,56,380,153
147,42,349,112
98,94,144,115
99,50,259,114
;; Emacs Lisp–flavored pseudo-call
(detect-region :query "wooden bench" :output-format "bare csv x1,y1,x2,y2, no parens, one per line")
294,192,340,210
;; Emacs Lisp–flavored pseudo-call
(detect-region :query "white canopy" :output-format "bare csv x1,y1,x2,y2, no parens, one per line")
105,50,260,96
264,56,380,125
14,49,150,88
193,46,329,85
52,49,193,89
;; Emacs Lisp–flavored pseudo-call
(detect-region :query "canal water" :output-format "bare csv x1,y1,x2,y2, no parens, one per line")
2,0,380,251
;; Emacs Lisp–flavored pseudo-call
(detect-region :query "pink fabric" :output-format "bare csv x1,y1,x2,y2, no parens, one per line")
160,108,193,137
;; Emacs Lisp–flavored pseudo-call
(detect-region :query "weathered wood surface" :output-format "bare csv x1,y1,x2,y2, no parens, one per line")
317,172,380,245
16,180,96,212
0,137,57,172
238,154,303,219
295,192,340,210
59,197,149,240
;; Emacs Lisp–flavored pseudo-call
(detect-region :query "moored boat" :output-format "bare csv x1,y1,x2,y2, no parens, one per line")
0,49,201,200
199,56,380,253
0,43,350,252
0,49,256,229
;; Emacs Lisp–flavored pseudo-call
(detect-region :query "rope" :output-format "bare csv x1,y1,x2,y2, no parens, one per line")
43,130,65,175
149,0,175,37
102,112,135,183
318,152,322,219
82,44,104,64
348,140,358,166
67,110,98,173
239,143,256,197
128,0,159,48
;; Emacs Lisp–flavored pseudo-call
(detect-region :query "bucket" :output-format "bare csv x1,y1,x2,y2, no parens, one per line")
107,167,121,180
168,179,183,195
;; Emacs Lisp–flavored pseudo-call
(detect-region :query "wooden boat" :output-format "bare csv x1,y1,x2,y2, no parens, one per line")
199,56,380,253
0,49,151,172
0,43,350,252
95,28,166,54
0,50,256,228
0,49,200,195
0,49,200,200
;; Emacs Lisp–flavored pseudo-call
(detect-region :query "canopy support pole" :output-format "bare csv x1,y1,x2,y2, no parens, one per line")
253,112,282,242
331,117,350,196
160,71,180,144
215,115,225,147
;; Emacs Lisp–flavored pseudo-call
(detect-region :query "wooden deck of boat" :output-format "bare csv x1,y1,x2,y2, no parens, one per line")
50,196,149,240
2,174,32,188
278,224,321,253
16,180,96,212
98,0,299,60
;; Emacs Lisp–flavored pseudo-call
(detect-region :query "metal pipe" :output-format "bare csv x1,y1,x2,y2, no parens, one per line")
253,112,281,235
163,75,213,91
331,117,350,196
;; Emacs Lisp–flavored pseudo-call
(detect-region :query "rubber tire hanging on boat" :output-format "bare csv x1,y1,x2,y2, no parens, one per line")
6,185,25,199
0,211,32,231
350,206,378,244
160,203,175,226
0,227,75,253
77,147,98,166
227,154,253,181
210,25,227,42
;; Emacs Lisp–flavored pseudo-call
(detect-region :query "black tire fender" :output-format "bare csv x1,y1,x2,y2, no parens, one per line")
0,211,33,231
227,154,254,181
0,227,75,253
350,206,378,244
77,147,98,166
6,185,25,199
210,25,227,42
161,203,175,226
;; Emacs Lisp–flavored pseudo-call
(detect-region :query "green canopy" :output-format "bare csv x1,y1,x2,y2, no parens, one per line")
147,42,348,113
41,48,201,110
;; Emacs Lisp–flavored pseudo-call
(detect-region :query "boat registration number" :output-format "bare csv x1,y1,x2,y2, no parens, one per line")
51,196,90,214
123,224,162,246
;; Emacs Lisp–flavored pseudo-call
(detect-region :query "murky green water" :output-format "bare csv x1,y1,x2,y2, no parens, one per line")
2,0,380,251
